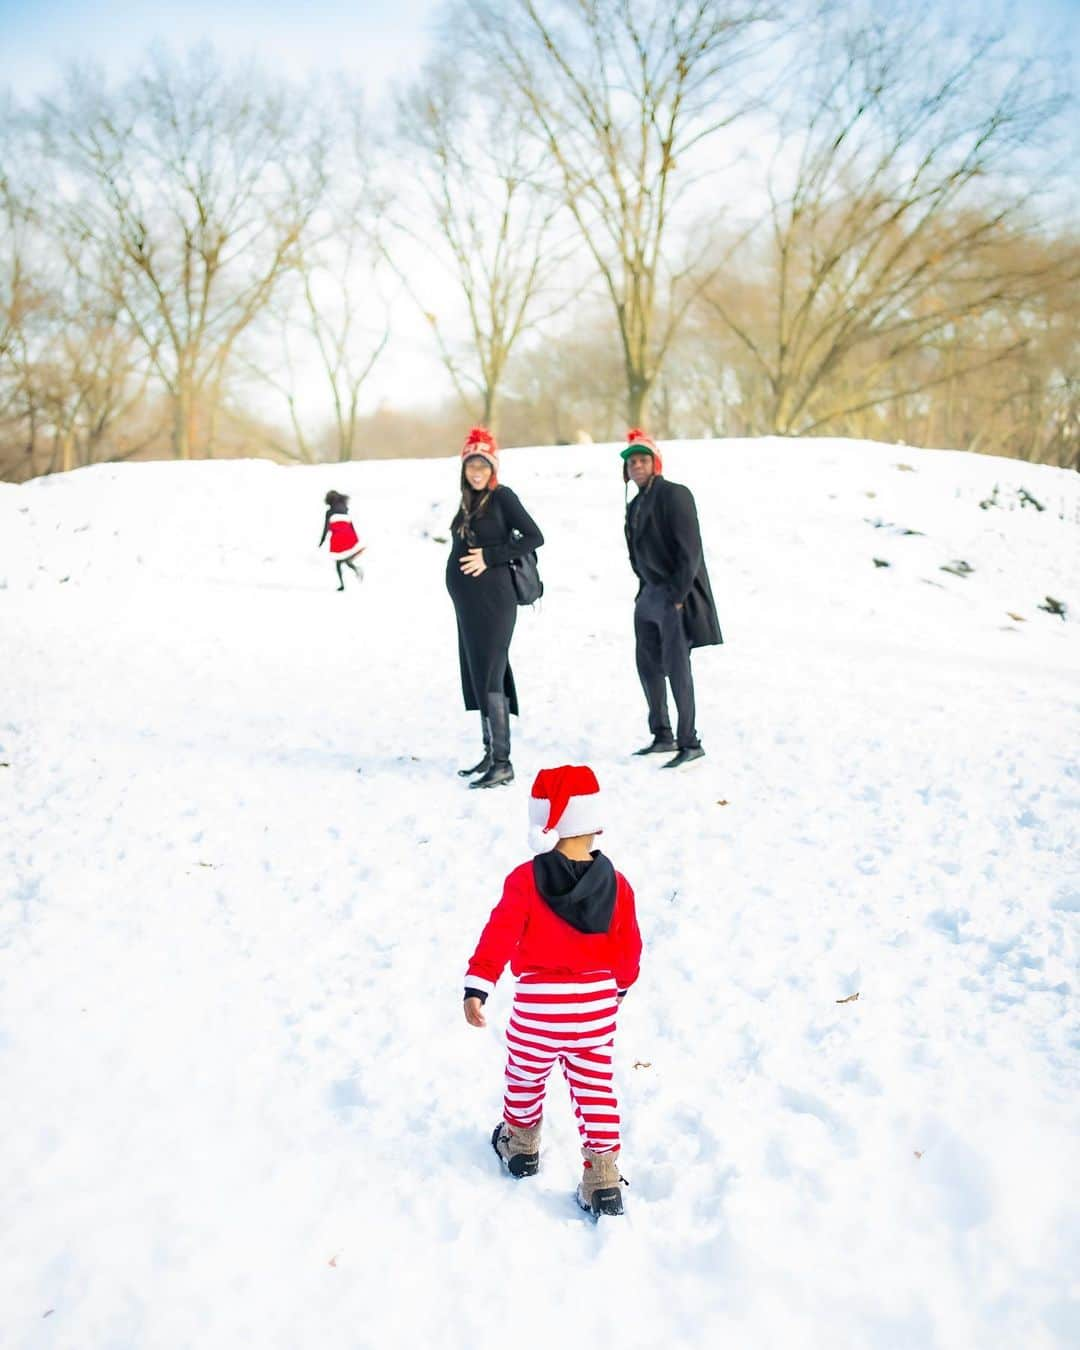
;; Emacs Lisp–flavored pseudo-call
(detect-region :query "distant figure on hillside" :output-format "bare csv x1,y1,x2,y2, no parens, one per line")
463,764,642,1217
446,427,544,789
622,429,722,768
319,490,365,591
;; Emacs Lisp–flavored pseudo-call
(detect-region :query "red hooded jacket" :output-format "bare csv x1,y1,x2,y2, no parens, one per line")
465,857,642,996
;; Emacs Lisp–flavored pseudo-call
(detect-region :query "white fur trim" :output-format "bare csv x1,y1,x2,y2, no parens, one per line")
528,796,559,853
328,513,351,523
527,789,603,853
528,824,560,854
554,792,604,840
465,975,495,995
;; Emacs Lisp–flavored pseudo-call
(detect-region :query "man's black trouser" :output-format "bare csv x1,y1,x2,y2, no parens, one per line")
634,583,700,749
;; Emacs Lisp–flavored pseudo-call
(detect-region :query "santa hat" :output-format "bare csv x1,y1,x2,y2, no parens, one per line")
528,765,604,854
461,426,499,483
620,427,663,481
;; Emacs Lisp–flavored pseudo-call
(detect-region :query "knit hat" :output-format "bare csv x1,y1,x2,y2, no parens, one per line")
620,427,662,481
461,426,499,483
528,765,604,854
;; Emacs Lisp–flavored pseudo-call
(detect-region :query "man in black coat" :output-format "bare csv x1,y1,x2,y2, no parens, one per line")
622,430,722,768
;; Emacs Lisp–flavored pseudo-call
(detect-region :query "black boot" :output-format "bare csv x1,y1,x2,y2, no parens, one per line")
662,745,705,769
471,694,513,788
458,715,493,777
632,735,676,756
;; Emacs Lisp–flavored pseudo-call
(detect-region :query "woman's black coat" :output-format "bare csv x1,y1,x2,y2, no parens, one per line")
625,475,722,648
445,485,544,715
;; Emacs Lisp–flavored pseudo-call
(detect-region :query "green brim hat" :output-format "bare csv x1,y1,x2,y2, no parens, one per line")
620,428,662,477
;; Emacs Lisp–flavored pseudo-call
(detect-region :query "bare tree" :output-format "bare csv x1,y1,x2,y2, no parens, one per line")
701,2,1073,439
254,229,391,464
0,131,48,480
0,164,23,373
390,57,570,431
501,304,628,444
248,98,393,464
456,0,777,425
2,101,164,480
36,258,151,474
904,230,1080,468
38,48,329,460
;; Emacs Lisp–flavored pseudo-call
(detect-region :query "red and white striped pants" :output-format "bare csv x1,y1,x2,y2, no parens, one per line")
503,971,621,1154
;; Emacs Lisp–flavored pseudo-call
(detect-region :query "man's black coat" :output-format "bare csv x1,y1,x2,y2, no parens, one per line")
625,475,722,649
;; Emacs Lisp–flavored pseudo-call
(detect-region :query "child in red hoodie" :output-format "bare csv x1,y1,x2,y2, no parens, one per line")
463,765,642,1216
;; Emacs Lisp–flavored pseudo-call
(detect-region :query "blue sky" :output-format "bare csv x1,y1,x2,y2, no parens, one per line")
0,0,440,100
0,0,1075,103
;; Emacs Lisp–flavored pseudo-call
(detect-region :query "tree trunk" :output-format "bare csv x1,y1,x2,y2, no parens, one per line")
174,383,196,459
627,376,651,428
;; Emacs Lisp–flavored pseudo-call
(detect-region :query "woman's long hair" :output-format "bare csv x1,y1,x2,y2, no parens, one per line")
453,467,495,539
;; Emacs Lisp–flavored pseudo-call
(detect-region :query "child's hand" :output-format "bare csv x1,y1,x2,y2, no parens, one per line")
464,997,487,1027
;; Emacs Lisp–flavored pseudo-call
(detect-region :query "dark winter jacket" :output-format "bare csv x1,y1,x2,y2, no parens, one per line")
625,475,722,648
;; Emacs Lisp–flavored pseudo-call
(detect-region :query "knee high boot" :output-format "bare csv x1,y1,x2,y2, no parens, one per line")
458,714,493,777
471,694,513,788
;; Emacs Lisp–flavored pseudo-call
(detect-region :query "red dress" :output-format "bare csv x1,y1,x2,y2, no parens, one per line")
326,513,361,558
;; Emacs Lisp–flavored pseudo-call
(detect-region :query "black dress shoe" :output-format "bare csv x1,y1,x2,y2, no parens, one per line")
458,752,493,778
470,760,515,789
633,737,676,756
661,746,705,769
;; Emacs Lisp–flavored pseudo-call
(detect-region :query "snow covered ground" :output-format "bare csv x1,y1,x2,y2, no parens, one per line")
1,436,1078,1349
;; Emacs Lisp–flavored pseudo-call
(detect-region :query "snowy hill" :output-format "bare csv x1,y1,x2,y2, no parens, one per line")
1,437,1078,1349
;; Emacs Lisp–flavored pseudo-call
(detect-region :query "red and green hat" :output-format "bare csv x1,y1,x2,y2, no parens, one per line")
461,426,499,484
620,427,662,479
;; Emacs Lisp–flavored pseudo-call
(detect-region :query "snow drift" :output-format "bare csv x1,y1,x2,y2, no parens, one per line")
1,437,1078,1349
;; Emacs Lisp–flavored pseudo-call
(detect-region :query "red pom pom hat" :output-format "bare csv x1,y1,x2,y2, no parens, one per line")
461,426,499,484
619,427,662,481
528,765,605,854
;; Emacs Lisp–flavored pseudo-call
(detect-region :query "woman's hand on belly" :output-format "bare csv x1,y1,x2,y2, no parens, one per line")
460,548,488,576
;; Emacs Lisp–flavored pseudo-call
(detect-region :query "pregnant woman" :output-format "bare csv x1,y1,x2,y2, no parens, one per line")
446,427,544,789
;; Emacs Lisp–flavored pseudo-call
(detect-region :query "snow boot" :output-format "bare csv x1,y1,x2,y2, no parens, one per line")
458,715,493,777
491,1120,541,1178
576,1148,625,1217
471,694,513,788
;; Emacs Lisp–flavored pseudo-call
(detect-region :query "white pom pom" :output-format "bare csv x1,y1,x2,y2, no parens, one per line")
529,825,559,854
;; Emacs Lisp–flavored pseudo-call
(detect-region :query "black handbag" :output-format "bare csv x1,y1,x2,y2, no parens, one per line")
508,530,544,606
